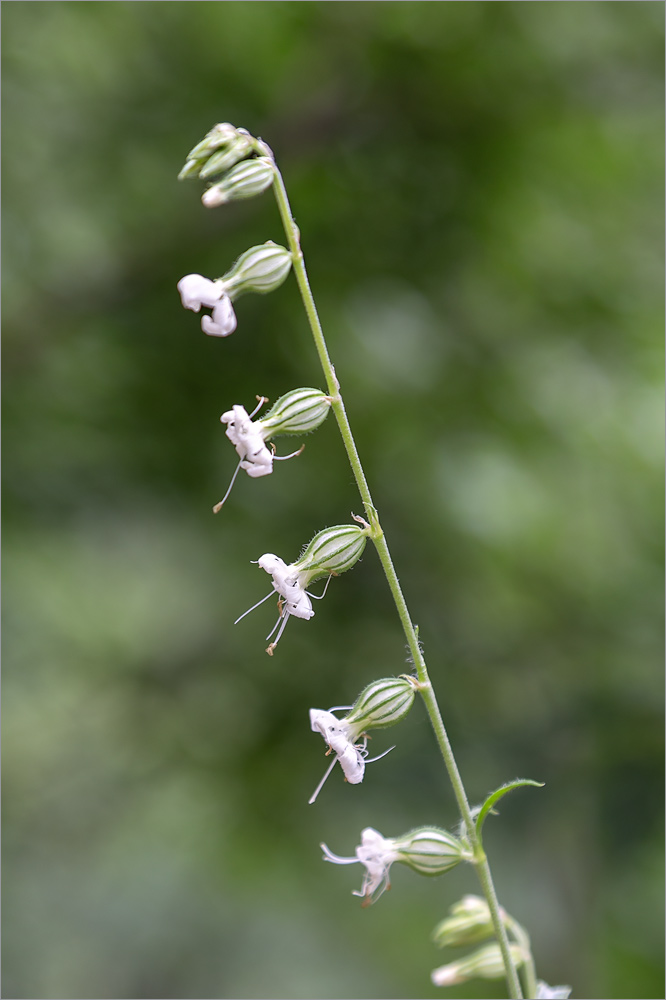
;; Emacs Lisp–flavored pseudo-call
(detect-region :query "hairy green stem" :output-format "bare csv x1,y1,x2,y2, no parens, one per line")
268,155,523,1000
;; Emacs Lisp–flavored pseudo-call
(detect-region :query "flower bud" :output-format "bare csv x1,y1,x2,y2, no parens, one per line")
343,677,416,735
394,827,468,877
432,895,495,948
198,133,254,180
178,124,250,181
431,943,524,987
222,241,292,299
258,388,331,437
187,122,242,161
201,157,274,207
293,524,369,584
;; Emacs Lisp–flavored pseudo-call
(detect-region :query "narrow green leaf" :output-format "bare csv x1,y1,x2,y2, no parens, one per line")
475,779,544,837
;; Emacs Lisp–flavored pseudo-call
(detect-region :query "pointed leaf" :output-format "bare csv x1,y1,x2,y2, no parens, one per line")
476,779,544,837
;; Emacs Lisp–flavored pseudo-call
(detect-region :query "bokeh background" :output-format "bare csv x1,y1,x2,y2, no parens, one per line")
3,3,663,999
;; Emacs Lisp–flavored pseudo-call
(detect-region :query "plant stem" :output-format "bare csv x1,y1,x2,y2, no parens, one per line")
269,157,523,1000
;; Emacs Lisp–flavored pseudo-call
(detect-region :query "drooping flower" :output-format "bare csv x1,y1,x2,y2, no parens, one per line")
177,243,292,340
321,825,468,907
177,274,237,337
213,390,331,511
321,828,400,905
308,677,417,803
235,523,370,655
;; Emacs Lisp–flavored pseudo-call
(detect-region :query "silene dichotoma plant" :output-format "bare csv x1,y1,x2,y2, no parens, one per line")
175,121,572,1000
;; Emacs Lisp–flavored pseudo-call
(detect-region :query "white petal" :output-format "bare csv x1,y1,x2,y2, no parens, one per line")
320,843,358,866
202,295,237,337
177,274,225,311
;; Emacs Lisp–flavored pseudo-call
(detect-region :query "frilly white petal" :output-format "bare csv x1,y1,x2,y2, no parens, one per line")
201,296,237,337
177,274,226,312
536,983,572,999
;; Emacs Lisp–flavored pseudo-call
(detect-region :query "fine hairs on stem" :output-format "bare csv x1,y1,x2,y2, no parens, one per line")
175,123,571,1000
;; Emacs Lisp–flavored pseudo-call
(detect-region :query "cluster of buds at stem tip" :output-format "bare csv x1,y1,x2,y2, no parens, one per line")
235,521,370,655
430,897,572,997
321,826,469,907
177,242,292,339
432,895,497,948
177,122,274,207
214,389,332,511
308,676,418,803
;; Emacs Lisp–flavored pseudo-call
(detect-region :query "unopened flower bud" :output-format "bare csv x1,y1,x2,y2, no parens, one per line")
258,388,331,437
201,157,274,207
343,676,416,736
432,895,495,948
222,241,292,299
394,827,468,877
198,133,254,180
431,943,524,987
178,124,251,181
293,524,369,584
187,122,242,161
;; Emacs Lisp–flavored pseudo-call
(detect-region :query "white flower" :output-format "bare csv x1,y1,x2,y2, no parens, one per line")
308,707,395,803
257,553,314,621
535,982,572,999
235,551,329,656
321,828,399,906
177,273,237,337
221,405,273,479
213,396,306,511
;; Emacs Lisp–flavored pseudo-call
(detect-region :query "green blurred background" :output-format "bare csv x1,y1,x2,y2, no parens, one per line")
3,3,663,998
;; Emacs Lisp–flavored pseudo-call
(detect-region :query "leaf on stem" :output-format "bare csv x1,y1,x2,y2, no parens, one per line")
475,779,544,839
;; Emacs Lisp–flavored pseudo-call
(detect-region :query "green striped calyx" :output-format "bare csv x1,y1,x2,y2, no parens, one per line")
343,676,417,739
178,123,253,180
258,388,331,438
221,242,292,300
432,896,495,949
394,826,469,876
201,157,274,207
293,523,369,585
431,943,525,988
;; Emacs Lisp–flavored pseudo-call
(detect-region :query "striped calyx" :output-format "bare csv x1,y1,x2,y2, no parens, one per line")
258,388,331,438
293,524,369,585
432,896,494,948
178,123,251,180
431,943,525,988
201,157,274,207
394,826,468,876
221,241,292,299
344,676,416,738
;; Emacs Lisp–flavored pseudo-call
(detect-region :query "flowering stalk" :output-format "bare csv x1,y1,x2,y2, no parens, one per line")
260,144,525,999
176,123,552,999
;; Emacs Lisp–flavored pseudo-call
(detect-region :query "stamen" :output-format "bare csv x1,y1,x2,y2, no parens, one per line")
248,395,268,419
234,590,275,625
308,756,339,804
364,745,396,765
265,610,286,642
265,609,291,654
213,459,243,512
273,444,305,462
320,843,358,865
307,574,333,600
